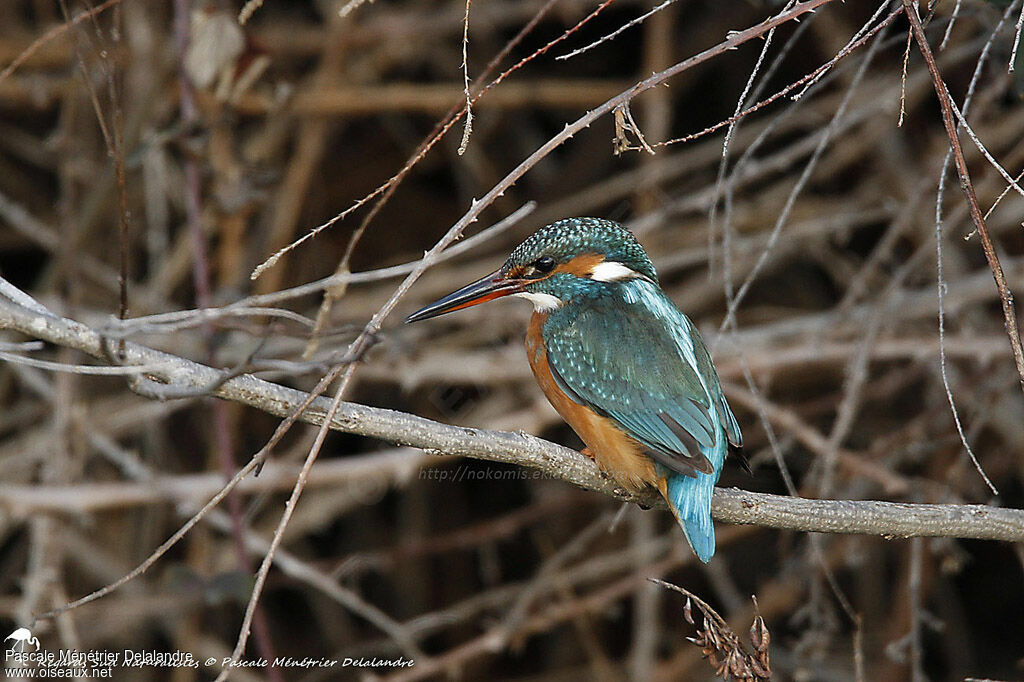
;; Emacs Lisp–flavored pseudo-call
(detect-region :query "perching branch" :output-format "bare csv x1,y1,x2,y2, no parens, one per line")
1,294,1021,543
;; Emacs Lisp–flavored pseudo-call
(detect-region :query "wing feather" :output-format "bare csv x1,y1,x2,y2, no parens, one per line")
543,285,733,478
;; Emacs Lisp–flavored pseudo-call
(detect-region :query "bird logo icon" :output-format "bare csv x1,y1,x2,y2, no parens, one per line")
4,627,40,653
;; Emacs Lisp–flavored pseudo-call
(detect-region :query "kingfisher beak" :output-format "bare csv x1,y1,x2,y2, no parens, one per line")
405,269,524,323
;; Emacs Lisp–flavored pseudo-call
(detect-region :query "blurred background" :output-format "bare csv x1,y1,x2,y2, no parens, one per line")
1,0,1023,680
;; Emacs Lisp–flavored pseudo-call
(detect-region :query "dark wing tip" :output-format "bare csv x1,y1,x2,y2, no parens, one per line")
655,412,715,475
729,443,752,475
645,448,710,479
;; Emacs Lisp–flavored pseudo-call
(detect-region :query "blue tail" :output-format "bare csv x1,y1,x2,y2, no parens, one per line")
658,444,725,563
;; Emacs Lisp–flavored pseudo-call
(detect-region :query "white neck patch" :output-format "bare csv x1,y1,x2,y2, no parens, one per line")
512,291,562,312
589,261,645,282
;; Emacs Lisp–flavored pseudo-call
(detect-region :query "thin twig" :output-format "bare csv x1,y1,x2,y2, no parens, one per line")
903,0,1024,395
1010,2,1024,72
654,5,901,149
457,0,474,155
0,0,122,83
931,0,1019,496
557,0,678,62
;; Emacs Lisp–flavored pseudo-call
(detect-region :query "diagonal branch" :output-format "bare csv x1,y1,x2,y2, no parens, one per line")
902,0,1024,394
1,296,1021,542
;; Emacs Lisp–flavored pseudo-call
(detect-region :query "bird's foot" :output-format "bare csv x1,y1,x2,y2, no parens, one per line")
580,447,595,460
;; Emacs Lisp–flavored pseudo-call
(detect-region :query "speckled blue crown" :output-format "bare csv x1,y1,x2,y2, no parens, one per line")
504,218,658,283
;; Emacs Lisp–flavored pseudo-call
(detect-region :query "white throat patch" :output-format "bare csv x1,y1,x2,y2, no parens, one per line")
589,261,644,282
512,291,562,312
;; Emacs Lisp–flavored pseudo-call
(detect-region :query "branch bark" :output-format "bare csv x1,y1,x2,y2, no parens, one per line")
1,295,1021,543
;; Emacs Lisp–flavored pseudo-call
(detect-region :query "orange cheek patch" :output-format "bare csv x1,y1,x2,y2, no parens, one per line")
554,253,605,277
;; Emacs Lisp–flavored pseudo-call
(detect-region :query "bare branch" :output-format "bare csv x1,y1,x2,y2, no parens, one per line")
1,296,1021,543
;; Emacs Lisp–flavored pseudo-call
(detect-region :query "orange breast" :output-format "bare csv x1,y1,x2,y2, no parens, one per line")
526,312,659,491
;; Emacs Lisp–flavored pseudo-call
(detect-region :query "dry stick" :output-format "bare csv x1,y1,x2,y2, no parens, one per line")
908,537,927,682
377,529,681,652
338,0,374,19
821,250,937,493
201,507,422,659
653,5,902,150
898,23,913,127
817,18,894,497
792,0,893,100
216,368,382,676
557,0,677,61
501,512,616,636
0,0,122,82
711,5,813,386
2,296,1022,543
173,0,281,673
0,450,426,515
709,0,787,286
54,0,128,358
102,3,130,358
803,26,905,652
717,5,902,337
724,34,877,653
940,0,963,50
697,27,943,296
932,0,1019,497
104,306,315,336
985,165,1024,219
903,0,1024,395
1011,1,1024,72
710,0,834,296
457,0,474,155
948,97,1024,200
0,352,171,376
383,527,816,682
113,206,528,336
238,0,265,25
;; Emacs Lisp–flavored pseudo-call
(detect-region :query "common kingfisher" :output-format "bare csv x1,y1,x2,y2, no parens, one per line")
406,218,744,562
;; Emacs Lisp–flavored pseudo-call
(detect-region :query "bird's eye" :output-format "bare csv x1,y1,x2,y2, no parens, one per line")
531,256,556,275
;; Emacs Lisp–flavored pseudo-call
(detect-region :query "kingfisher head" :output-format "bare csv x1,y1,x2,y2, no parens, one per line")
406,218,658,322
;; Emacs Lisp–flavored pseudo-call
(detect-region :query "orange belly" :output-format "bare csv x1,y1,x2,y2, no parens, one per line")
526,312,658,491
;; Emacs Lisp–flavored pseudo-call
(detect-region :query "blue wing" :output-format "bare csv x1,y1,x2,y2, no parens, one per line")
542,282,740,478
